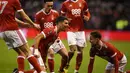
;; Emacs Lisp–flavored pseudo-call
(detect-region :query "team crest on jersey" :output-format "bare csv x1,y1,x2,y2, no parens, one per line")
69,4,72,7
51,15,54,20
42,17,44,20
79,3,82,7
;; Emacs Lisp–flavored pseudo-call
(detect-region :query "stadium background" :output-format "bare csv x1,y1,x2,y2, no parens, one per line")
0,0,130,73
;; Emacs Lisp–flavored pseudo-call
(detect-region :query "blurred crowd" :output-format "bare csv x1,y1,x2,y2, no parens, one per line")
18,0,130,31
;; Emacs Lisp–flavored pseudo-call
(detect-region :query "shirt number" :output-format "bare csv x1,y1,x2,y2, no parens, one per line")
0,1,8,14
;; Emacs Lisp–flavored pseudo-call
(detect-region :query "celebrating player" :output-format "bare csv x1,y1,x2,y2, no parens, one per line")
33,16,69,73
60,0,91,73
0,0,45,73
88,31,127,73
34,0,69,73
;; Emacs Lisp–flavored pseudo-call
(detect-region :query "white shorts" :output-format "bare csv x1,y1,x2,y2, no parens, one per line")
67,31,86,47
29,47,45,69
49,38,65,53
105,54,127,72
0,29,27,49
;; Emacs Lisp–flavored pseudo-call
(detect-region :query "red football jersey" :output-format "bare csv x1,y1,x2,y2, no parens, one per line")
40,26,58,48
0,0,22,32
61,0,88,31
35,9,59,31
90,41,123,64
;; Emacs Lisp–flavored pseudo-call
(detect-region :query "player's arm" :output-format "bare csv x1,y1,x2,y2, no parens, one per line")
14,0,39,29
88,48,95,73
83,10,91,21
111,53,119,73
34,31,46,49
15,18,31,27
33,31,46,57
83,1,91,21
17,10,40,29
60,3,66,16
88,56,95,73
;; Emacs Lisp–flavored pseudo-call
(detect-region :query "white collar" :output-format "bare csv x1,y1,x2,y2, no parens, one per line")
99,40,103,50
42,8,52,15
70,0,78,2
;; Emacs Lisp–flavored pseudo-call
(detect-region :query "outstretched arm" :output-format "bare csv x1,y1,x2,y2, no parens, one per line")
113,55,119,73
18,10,40,29
33,32,46,57
15,18,31,27
34,32,45,49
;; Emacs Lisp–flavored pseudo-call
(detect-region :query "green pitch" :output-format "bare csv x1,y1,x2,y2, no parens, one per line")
0,39,129,73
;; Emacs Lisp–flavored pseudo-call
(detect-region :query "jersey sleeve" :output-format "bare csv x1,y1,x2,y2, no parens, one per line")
105,43,118,58
13,0,22,12
83,1,88,12
55,11,59,18
90,47,96,59
60,3,66,15
41,28,54,38
83,1,91,18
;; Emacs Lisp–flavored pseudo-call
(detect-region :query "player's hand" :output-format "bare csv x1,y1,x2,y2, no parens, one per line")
34,49,40,58
83,15,90,21
33,23,41,30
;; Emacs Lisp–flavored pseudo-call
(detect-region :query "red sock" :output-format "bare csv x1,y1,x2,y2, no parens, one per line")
126,70,130,73
17,55,25,72
75,52,83,70
27,55,42,73
24,69,35,73
48,59,54,72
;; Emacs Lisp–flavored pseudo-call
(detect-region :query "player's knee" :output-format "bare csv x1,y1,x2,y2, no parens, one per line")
48,53,54,59
69,45,77,51
24,51,32,58
77,50,83,54
77,46,84,52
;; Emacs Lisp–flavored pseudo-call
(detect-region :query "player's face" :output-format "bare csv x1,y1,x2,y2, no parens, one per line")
44,2,53,10
89,35,99,45
60,20,69,31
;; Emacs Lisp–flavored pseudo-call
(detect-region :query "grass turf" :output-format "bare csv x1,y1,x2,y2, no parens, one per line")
0,39,129,73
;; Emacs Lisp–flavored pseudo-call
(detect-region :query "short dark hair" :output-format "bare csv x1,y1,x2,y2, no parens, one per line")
55,16,68,25
90,31,102,39
44,0,53,3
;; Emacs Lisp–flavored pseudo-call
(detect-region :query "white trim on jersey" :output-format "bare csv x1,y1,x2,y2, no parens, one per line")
111,52,117,58
42,8,52,15
71,0,78,2
61,11,65,14
17,9,23,12
90,57,94,59
41,31,46,39
84,9,89,12
17,56,25,59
